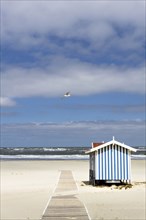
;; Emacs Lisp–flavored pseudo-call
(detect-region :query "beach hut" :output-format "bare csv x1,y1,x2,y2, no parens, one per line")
86,137,137,185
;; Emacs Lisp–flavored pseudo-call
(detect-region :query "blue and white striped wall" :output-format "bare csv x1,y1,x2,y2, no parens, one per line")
95,144,131,181
86,138,137,183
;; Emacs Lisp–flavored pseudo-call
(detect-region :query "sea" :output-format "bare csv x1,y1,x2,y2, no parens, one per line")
0,146,145,160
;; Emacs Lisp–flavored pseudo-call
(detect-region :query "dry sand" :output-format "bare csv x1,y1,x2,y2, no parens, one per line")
0,160,145,220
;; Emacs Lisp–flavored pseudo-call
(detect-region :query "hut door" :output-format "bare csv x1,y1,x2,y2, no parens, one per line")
89,153,95,181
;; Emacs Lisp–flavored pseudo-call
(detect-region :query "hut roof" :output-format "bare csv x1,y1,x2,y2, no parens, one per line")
92,143,103,148
86,137,137,154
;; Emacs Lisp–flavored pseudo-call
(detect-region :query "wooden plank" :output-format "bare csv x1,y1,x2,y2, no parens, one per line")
43,211,88,217
41,170,89,220
42,216,89,220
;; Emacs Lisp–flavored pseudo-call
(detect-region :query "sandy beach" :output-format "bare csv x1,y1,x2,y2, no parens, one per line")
0,160,145,220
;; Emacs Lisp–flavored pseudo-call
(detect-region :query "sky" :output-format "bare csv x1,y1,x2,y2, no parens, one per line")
1,0,145,147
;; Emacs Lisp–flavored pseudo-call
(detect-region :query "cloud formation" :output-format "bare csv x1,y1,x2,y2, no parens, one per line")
2,1,144,46
1,120,145,147
1,61,145,100
1,1,145,105
0,97,16,107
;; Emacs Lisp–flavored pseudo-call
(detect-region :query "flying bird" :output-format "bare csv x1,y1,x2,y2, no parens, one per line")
64,92,71,97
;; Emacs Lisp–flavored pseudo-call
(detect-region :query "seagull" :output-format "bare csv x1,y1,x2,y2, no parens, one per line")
64,92,71,97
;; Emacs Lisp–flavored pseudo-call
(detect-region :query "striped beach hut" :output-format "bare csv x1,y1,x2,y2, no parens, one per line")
86,137,137,185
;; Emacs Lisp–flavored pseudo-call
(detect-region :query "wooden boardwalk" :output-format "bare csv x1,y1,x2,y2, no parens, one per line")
41,170,89,220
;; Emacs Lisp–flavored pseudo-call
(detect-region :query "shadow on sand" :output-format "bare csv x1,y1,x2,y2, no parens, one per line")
81,181,146,190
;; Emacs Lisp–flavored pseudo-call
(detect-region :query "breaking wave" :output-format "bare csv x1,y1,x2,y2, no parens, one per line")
0,146,145,160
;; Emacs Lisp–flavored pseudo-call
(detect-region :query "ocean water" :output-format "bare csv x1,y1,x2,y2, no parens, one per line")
0,147,89,160
0,146,145,160
131,146,146,160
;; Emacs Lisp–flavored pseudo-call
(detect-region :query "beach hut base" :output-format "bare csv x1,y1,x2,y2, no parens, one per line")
91,179,131,186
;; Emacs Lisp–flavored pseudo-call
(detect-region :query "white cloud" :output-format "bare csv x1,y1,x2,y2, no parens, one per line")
1,1,144,50
1,120,145,146
1,1,145,100
1,59,145,98
0,97,16,107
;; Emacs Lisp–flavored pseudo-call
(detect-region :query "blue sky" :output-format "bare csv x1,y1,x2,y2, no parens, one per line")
1,1,145,147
